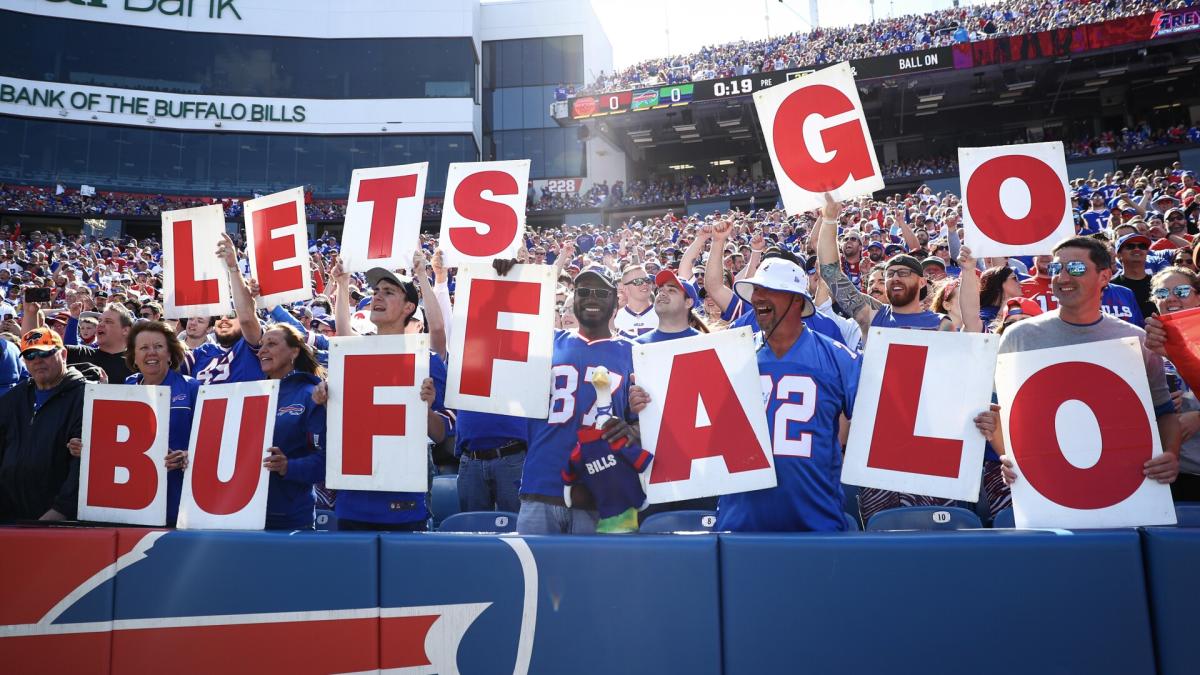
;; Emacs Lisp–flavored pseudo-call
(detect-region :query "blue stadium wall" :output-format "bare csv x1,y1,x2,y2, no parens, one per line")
0,526,1193,675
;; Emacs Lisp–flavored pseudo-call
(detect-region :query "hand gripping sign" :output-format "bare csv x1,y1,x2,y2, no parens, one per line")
842,328,999,502
445,263,555,418
753,61,884,213
341,162,429,274
996,338,1176,528
243,187,313,308
438,160,531,267
326,334,430,492
177,380,278,530
633,328,776,503
959,142,1074,258
161,204,232,319
77,383,170,526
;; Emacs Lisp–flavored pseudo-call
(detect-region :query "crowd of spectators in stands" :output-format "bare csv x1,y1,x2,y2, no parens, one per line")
580,0,1179,94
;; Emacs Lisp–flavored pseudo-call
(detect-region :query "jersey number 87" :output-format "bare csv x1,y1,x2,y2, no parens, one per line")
548,365,625,426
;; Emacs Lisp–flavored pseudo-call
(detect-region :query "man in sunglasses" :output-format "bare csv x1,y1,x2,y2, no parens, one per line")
1112,233,1157,321
994,236,1180,488
614,264,658,339
0,328,87,522
511,264,639,534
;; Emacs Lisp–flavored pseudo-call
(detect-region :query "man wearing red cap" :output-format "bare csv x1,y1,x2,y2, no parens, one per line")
635,270,704,344
0,328,87,521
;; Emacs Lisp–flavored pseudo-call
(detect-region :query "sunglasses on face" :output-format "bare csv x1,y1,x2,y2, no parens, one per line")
1153,285,1195,300
575,288,614,300
23,348,59,361
1122,242,1150,251
1168,215,1185,222
623,277,653,287
1049,261,1088,277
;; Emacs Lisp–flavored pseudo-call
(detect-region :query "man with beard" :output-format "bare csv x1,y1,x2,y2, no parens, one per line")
321,257,454,531
865,241,885,268
193,233,266,384
839,231,865,288
511,264,639,534
817,196,952,345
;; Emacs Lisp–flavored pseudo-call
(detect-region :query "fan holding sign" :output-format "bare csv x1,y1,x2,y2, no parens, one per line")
993,236,1179,528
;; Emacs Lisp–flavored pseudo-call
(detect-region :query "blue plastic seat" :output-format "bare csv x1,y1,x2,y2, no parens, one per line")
1174,502,1200,527
991,507,1015,529
841,483,860,523
866,506,983,531
843,512,861,531
640,510,717,533
430,475,459,528
439,511,519,533
314,509,337,532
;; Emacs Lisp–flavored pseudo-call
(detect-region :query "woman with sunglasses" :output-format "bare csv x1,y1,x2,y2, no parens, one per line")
1150,267,1200,502
66,321,198,526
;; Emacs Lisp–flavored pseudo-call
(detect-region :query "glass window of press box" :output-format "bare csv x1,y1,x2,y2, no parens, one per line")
0,10,476,100
482,37,587,179
0,117,477,198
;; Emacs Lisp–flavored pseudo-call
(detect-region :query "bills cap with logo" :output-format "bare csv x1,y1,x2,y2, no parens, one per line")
20,327,63,357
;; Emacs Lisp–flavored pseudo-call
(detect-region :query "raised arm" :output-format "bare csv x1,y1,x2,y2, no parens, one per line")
702,219,735,312
431,249,453,358
217,232,262,346
895,210,921,251
957,245,983,333
677,227,708,280
413,249,446,357
816,195,877,332
739,229,766,280
330,256,352,337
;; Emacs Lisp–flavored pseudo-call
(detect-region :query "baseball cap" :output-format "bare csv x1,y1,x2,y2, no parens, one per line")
312,316,337,332
20,327,63,357
866,241,884,251
733,259,811,304
1003,297,1044,319
365,268,418,303
884,254,924,276
921,256,947,270
1116,233,1152,250
884,243,905,256
654,269,701,307
575,266,617,289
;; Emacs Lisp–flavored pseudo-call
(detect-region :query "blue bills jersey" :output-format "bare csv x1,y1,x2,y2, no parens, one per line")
191,338,266,384
717,327,861,532
522,331,637,498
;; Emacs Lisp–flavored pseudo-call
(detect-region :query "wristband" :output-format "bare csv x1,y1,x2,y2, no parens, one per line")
820,217,838,226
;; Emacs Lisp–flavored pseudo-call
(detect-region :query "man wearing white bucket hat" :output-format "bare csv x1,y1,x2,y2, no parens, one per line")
716,257,863,531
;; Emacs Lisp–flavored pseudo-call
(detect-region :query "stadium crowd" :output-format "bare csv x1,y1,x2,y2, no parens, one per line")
0,157,1197,533
580,0,1183,94
6,126,1197,223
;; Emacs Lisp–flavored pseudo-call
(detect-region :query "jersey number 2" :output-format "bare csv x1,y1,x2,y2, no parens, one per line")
761,375,816,458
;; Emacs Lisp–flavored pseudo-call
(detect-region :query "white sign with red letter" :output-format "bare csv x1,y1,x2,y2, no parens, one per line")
177,380,278,530
842,328,999,501
753,61,883,213
244,187,313,308
633,328,776,503
996,338,1176,528
445,263,555,417
438,160,530,267
341,162,429,274
161,204,232,319
959,142,1073,258
78,383,170,526
326,334,430,492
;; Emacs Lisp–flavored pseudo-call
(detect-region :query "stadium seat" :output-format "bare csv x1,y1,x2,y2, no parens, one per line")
991,507,1015,529
1174,503,1200,527
430,475,459,528
841,483,860,522
866,506,983,531
314,509,338,532
640,510,717,533
843,512,860,531
438,511,519,533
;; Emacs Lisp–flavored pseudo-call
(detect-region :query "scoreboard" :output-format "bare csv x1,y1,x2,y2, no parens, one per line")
570,83,694,119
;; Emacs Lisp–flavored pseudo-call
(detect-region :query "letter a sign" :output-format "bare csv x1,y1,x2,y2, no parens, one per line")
633,328,776,503
753,61,884,213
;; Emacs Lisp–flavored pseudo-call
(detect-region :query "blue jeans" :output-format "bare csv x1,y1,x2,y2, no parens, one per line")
457,450,525,513
516,499,597,535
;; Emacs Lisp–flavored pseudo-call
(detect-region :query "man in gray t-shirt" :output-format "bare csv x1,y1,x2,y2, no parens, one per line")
981,236,1180,486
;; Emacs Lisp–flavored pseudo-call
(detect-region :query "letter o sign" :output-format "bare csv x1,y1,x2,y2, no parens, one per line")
966,155,1066,245
1008,362,1152,510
